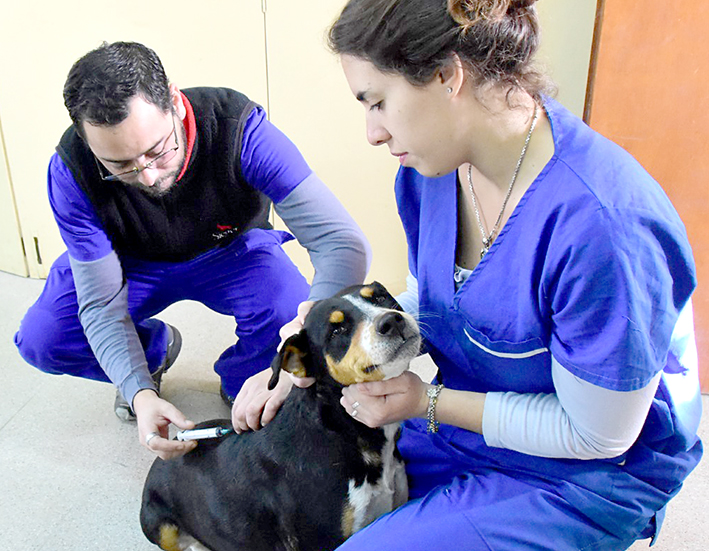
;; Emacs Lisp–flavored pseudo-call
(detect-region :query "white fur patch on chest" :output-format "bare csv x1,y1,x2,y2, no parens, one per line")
344,424,408,536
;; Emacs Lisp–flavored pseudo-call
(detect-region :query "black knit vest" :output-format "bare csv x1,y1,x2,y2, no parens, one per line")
56,87,271,262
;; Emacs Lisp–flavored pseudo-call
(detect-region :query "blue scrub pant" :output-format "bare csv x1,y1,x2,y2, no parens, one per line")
337,420,663,551
14,229,309,399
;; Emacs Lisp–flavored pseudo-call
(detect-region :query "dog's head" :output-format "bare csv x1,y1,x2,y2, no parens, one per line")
268,282,421,389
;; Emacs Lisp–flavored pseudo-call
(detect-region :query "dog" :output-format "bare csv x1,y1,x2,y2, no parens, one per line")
140,282,421,551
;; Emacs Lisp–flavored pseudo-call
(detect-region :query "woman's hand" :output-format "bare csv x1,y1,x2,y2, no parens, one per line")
340,371,430,428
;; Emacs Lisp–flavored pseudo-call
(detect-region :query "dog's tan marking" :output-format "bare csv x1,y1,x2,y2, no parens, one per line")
329,310,345,324
358,438,383,467
159,524,182,551
326,327,384,385
341,504,356,538
281,344,308,378
359,286,375,299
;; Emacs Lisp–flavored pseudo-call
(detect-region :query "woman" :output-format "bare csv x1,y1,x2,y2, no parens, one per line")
327,0,703,549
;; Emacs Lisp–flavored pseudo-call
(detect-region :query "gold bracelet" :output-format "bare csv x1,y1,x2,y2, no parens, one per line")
426,384,444,434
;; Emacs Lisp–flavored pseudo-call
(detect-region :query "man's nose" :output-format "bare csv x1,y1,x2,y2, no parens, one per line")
136,165,160,187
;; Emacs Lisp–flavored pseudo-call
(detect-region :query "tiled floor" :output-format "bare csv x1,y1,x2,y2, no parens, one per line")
0,269,706,550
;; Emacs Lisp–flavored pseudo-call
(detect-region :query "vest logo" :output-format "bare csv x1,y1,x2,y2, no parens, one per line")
213,223,239,240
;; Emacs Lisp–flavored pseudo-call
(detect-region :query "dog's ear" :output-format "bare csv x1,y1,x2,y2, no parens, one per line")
267,331,311,390
365,280,404,311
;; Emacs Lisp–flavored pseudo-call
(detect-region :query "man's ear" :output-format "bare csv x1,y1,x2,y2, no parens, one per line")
169,83,187,120
268,331,311,390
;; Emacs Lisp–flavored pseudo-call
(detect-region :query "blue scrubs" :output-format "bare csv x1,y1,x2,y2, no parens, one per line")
15,229,308,397
338,99,702,550
14,107,310,398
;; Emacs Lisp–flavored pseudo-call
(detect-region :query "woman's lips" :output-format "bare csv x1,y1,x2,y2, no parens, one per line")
393,152,408,165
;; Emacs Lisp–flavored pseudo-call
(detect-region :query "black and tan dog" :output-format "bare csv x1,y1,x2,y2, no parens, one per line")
140,282,421,551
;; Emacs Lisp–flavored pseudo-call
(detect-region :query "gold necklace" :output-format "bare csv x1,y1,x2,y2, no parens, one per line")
467,103,540,259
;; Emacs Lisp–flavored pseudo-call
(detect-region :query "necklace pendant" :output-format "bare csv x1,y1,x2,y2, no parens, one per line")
480,236,492,259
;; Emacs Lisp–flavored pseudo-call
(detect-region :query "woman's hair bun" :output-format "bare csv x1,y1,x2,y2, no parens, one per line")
448,0,537,28
510,0,538,10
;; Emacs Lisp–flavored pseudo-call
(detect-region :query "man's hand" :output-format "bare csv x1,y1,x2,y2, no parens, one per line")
133,389,197,460
279,300,317,389
277,300,314,347
231,368,295,433
230,301,318,432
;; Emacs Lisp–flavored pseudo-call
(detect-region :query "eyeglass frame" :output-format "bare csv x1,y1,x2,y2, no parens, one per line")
93,114,179,182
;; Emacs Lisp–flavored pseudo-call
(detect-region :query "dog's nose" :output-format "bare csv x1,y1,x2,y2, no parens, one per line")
375,311,407,339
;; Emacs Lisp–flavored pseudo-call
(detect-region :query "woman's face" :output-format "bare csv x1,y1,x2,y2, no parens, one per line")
341,55,461,178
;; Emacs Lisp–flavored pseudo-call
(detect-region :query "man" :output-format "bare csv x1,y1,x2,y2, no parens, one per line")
14,42,370,459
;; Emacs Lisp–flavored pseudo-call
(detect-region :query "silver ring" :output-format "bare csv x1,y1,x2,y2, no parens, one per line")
352,401,360,410
145,431,160,447
351,408,359,418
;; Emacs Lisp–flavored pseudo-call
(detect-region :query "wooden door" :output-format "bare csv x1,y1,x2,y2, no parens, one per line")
585,0,709,391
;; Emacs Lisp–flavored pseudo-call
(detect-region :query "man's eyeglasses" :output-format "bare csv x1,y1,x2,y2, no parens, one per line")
94,116,179,182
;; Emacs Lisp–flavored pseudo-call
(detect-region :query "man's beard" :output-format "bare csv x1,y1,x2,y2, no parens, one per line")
124,166,182,198
122,122,187,198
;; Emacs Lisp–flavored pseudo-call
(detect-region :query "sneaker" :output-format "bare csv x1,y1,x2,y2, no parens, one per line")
114,324,183,421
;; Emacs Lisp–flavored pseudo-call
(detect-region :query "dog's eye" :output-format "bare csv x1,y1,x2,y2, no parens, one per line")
372,293,387,305
330,324,347,337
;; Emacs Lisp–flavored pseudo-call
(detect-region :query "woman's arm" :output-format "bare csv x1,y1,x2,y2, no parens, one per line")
343,357,660,460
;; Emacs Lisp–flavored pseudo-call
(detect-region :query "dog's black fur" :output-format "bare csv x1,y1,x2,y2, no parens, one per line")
140,282,421,551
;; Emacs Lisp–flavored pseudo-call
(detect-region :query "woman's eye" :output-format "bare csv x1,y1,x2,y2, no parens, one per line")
370,100,383,112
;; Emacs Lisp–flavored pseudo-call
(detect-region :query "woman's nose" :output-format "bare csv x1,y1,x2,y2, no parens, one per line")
366,120,390,146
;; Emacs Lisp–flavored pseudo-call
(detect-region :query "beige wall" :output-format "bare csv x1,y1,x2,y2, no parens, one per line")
0,0,268,278
537,0,598,118
0,115,26,276
0,1,596,293
266,0,406,292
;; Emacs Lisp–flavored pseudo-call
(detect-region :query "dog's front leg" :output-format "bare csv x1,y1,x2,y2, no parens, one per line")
392,458,408,509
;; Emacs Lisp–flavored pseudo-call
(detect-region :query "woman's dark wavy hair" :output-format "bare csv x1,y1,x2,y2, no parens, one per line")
328,0,552,101
63,41,172,136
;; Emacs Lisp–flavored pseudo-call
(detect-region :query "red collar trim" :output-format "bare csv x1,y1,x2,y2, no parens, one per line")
177,91,196,181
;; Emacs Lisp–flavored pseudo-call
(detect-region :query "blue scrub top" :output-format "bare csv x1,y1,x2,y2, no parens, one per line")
395,98,702,538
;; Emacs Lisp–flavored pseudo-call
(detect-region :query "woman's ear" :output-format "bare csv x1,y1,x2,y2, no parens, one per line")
438,53,466,96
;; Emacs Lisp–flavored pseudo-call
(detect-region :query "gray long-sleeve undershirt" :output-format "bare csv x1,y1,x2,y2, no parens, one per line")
71,173,371,408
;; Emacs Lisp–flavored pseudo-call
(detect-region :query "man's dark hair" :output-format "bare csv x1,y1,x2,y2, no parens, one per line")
63,41,172,136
